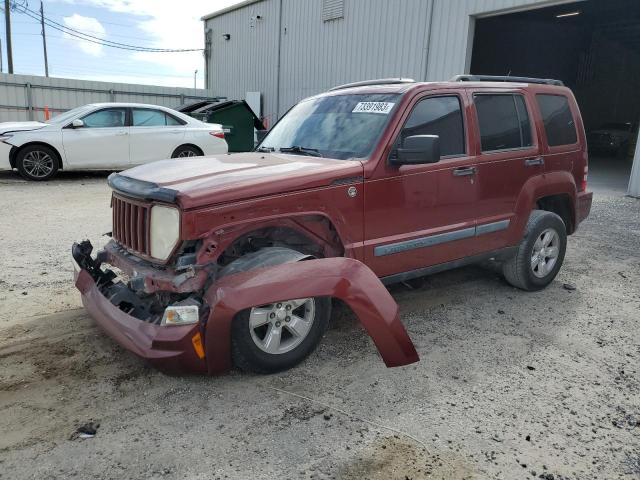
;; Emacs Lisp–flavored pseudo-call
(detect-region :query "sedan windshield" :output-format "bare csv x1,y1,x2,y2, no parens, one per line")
259,93,400,160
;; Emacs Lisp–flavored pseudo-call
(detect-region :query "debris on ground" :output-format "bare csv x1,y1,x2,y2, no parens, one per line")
70,421,100,440
562,283,577,291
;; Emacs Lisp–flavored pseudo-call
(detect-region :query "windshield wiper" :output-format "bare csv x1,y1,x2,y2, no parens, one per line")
256,146,275,152
279,146,323,157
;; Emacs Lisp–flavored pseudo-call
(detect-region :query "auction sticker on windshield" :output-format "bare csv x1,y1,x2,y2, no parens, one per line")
352,102,395,114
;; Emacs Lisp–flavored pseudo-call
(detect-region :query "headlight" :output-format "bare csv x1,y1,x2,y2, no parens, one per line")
150,205,180,260
0,134,13,142
161,305,199,326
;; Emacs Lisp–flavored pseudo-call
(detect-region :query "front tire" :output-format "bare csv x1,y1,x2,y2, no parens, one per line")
16,145,59,181
231,297,331,374
502,210,567,291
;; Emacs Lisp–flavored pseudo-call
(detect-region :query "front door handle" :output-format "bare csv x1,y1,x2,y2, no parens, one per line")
525,157,544,167
453,166,476,177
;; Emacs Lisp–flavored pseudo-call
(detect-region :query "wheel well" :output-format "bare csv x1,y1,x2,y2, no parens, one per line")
536,194,574,234
173,144,204,157
10,142,63,169
216,222,345,269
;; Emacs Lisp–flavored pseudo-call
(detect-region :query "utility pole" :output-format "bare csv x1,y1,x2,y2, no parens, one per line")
40,1,48,77
194,69,198,91
4,0,13,74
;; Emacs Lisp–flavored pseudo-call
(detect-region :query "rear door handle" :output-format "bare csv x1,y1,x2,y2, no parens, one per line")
525,157,544,167
115,131,128,136
453,166,476,177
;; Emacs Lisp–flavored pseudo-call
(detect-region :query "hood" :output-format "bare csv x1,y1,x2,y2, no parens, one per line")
0,121,48,134
114,152,364,209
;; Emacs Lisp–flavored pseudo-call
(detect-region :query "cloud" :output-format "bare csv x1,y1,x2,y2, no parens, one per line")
62,14,107,56
51,0,244,87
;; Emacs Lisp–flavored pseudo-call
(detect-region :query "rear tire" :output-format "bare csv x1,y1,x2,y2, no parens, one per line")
502,210,567,291
171,145,203,158
16,144,59,181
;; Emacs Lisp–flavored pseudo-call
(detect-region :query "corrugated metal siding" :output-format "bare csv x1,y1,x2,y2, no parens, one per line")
322,0,344,21
0,73,218,122
426,0,579,81
205,0,571,120
205,0,280,126
278,0,431,114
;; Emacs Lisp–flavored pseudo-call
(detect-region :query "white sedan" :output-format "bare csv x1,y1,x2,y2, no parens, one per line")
0,102,228,181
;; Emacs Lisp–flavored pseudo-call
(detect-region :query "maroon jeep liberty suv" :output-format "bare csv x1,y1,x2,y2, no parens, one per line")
73,75,593,375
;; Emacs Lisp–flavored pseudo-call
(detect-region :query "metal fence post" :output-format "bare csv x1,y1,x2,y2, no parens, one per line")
109,89,115,102
180,94,185,105
25,82,34,120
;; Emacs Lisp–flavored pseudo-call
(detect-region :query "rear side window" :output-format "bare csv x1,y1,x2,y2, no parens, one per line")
536,94,577,146
401,96,465,157
132,109,185,127
474,94,533,152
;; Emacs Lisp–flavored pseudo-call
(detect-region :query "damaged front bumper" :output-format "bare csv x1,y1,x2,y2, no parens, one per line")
72,241,207,373
72,240,419,375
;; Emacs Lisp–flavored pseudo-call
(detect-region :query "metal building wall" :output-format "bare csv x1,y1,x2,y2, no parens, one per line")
205,0,281,127
204,0,577,121
0,73,219,122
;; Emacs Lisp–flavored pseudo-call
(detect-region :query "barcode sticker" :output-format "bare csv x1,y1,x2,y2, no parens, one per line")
352,102,395,114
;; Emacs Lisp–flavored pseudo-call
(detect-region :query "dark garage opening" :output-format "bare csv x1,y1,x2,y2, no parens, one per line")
471,0,640,192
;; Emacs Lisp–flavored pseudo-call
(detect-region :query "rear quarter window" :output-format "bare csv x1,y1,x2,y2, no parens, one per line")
536,94,578,147
474,94,533,152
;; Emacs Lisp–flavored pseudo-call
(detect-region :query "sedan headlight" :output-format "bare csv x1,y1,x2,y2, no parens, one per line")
150,205,180,260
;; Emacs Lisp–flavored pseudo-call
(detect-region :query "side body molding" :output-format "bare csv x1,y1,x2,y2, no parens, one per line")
203,257,419,374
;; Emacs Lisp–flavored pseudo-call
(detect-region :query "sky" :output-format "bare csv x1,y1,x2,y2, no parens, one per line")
0,0,244,88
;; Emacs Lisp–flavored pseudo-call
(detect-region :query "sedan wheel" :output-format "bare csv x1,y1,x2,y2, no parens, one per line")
177,150,198,157
171,145,202,158
17,145,59,181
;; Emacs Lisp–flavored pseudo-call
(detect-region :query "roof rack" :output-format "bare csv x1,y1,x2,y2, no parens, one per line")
329,78,416,91
451,74,564,86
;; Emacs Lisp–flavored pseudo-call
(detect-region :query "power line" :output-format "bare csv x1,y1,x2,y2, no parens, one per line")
13,4,203,53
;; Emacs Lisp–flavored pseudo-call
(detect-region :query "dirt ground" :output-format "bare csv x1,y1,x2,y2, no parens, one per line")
0,169,638,480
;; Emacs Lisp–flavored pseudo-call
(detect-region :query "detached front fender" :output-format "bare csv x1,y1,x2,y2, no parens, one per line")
203,257,419,374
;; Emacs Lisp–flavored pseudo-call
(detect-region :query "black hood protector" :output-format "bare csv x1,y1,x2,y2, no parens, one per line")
108,173,178,203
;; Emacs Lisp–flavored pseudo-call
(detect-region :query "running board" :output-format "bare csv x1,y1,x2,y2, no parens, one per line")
380,247,517,286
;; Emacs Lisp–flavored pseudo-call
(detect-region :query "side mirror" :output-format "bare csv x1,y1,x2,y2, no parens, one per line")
256,129,269,143
71,119,84,128
392,135,440,165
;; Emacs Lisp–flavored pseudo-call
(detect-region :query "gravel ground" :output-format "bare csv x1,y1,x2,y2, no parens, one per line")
0,169,638,480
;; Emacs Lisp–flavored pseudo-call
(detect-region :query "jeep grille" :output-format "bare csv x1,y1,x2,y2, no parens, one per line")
111,194,150,256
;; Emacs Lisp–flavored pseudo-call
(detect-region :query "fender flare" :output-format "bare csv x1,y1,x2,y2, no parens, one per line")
202,257,419,374
511,171,577,242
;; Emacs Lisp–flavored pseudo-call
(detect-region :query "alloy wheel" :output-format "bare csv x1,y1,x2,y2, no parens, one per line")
531,228,560,278
177,150,198,157
249,299,316,354
22,150,54,178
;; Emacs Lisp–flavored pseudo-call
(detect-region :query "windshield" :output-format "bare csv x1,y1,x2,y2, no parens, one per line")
46,105,96,125
259,93,400,160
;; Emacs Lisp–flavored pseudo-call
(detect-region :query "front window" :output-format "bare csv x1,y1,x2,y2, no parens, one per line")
259,93,400,160
81,108,127,128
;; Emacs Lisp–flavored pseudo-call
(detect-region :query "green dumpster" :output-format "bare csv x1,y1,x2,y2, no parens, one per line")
201,101,265,152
